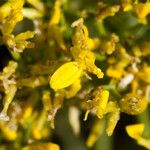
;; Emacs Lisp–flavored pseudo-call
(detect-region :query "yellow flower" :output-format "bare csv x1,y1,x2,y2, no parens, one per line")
50,18,103,91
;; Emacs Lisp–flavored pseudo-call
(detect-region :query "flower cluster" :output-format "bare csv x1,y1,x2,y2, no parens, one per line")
0,0,150,150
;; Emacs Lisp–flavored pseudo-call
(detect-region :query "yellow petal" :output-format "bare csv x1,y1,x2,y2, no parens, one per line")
96,90,109,119
50,62,82,90
49,1,61,26
106,67,123,79
126,123,144,140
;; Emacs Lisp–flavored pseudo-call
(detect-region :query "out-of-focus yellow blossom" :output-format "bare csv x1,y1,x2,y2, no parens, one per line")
131,78,139,94
106,44,131,80
20,104,33,123
135,2,150,19
49,0,61,26
100,34,119,55
106,66,124,79
50,18,103,91
31,90,56,138
48,0,66,51
140,42,150,56
121,0,133,12
132,46,142,57
138,66,150,84
22,142,60,150
115,44,131,69
126,124,150,149
42,90,52,112
86,120,104,148
0,2,11,21
17,76,47,88
96,3,120,21
0,122,17,141
32,111,49,140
